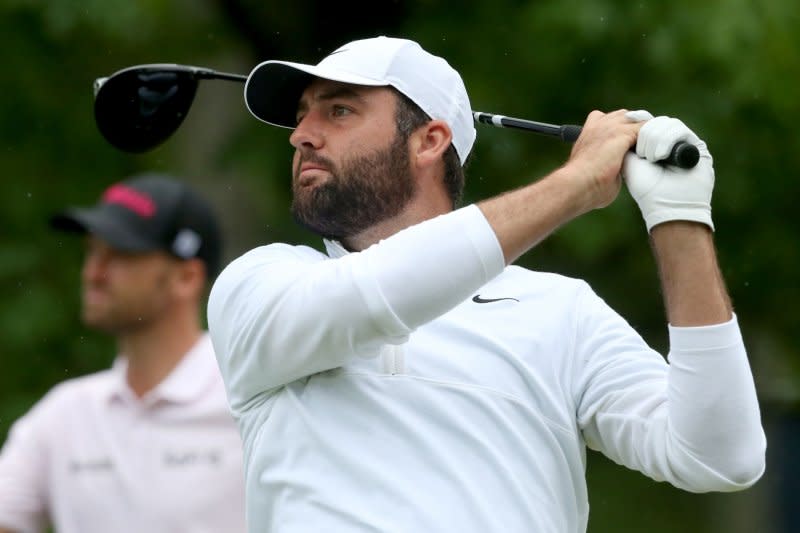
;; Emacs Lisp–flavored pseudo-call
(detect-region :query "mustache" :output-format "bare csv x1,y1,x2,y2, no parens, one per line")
294,152,336,180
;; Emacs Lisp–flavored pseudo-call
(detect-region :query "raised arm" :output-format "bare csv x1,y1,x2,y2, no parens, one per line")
478,109,642,264
209,109,637,413
576,114,765,491
208,207,506,413
623,113,732,326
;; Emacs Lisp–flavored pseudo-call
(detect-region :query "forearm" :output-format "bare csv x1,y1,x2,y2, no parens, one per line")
478,109,643,265
477,166,594,264
650,221,732,326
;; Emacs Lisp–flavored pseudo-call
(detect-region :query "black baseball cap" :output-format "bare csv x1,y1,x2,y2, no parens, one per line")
50,174,223,279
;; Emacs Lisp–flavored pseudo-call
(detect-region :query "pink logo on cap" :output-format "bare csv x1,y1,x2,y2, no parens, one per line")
102,184,156,218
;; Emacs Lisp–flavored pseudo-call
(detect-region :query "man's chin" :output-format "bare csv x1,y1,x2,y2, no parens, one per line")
81,311,122,334
291,202,344,240
81,317,110,333
291,214,344,241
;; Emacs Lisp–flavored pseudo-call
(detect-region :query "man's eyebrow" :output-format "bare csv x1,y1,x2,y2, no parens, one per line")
297,86,368,114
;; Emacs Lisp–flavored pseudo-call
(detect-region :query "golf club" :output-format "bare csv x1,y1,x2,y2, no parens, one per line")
472,112,700,169
93,64,246,153
92,63,700,168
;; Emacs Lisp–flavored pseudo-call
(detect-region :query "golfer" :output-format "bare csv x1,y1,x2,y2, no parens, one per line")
0,174,246,533
209,36,765,532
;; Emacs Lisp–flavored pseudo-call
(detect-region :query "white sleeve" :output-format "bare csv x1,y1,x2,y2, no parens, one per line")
0,403,52,533
575,285,766,492
208,204,505,414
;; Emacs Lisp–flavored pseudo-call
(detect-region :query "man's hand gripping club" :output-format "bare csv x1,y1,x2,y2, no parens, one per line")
623,110,715,232
478,109,645,265
479,109,716,266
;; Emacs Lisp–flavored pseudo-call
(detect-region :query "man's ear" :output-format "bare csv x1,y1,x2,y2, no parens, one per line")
172,258,206,302
412,120,452,169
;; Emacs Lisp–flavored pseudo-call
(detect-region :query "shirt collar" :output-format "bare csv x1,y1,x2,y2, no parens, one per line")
106,358,131,405
324,238,349,258
105,333,217,407
149,333,217,404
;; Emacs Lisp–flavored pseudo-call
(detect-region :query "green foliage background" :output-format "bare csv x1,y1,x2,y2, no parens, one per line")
1,1,797,531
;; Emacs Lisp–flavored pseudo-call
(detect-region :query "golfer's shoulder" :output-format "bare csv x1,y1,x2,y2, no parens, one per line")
47,369,116,400
224,242,326,271
21,369,116,422
505,264,591,292
499,265,596,308
210,242,327,300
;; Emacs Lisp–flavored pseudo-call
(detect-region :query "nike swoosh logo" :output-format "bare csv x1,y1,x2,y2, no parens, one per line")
472,295,519,304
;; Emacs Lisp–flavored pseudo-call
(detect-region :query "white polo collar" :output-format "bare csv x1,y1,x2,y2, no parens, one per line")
105,333,217,407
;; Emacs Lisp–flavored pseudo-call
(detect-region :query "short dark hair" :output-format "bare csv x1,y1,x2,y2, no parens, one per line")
393,90,468,208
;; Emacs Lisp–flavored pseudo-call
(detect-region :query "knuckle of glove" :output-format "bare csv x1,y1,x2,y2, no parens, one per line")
637,116,673,160
636,116,702,161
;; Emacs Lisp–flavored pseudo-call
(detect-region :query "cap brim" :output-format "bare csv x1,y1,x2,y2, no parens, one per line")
49,207,161,253
244,60,388,129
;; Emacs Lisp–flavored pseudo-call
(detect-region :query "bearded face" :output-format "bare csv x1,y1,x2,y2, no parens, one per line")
291,131,416,241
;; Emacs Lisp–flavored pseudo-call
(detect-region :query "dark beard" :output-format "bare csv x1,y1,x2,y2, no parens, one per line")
291,134,415,241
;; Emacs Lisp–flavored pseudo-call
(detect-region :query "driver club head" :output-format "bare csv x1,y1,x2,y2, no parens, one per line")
94,63,231,153
93,63,248,153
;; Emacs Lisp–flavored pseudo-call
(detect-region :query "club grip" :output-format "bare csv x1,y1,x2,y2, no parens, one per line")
561,124,700,169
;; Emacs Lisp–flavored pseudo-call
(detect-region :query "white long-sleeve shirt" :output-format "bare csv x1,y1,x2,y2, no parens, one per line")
208,204,766,533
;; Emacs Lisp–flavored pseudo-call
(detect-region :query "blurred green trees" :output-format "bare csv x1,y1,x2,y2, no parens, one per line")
1,1,797,531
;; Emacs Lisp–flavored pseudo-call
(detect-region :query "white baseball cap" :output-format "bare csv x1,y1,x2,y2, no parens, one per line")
244,36,476,164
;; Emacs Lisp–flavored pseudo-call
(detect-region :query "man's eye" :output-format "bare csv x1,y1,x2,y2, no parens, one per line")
331,105,351,117
295,113,305,126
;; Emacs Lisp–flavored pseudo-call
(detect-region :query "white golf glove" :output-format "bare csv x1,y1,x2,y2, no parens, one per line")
622,110,715,232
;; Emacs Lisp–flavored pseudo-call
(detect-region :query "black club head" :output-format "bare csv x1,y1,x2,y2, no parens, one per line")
93,64,203,153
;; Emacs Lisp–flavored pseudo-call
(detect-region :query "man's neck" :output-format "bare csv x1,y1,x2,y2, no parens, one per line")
117,313,202,398
343,194,452,252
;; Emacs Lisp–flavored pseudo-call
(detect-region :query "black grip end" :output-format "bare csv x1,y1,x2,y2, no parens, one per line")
668,142,700,169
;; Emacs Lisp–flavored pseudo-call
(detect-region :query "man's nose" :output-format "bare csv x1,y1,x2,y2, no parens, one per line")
289,111,324,150
81,252,108,283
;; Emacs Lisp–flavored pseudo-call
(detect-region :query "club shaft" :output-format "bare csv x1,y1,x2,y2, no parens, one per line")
472,111,699,169
473,111,563,136
195,69,248,82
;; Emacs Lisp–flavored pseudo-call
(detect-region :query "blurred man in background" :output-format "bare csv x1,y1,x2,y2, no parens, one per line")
0,174,246,533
